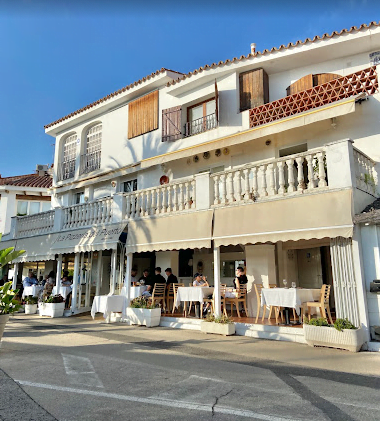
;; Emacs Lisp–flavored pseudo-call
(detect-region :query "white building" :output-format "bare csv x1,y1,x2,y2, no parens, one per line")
3,21,380,348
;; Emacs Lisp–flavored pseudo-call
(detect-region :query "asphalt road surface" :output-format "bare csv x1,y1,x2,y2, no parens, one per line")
1,314,380,421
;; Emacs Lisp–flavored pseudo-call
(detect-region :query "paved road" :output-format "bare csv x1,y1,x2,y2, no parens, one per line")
1,314,380,421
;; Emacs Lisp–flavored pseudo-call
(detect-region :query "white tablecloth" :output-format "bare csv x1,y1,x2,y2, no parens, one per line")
261,288,315,315
22,285,43,298
175,287,214,308
91,295,127,320
52,285,72,300
120,286,147,299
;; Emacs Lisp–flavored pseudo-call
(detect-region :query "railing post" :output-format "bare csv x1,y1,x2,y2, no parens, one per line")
53,208,64,232
325,139,355,189
112,193,125,223
194,172,211,210
9,217,17,239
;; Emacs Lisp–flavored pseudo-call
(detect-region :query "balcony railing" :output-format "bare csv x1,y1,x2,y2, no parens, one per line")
249,66,378,128
80,151,101,175
353,147,377,195
211,148,327,206
185,113,218,137
15,210,55,238
57,160,76,181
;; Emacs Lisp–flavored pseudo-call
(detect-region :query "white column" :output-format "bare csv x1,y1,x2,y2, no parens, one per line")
124,252,133,307
71,253,80,312
56,254,63,294
110,249,117,294
95,251,103,296
12,263,18,290
213,246,221,317
78,253,84,308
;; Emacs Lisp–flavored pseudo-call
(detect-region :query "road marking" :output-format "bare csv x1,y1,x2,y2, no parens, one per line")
16,380,305,421
62,354,103,389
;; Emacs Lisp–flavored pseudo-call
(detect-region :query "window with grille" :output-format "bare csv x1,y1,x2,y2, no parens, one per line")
123,179,137,193
81,124,102,174
59,134,77,180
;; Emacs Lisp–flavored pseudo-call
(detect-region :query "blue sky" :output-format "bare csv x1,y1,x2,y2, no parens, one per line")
0,0,377,177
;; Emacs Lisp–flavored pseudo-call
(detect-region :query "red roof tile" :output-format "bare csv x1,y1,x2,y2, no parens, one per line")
44,67,184,129
0,173,52,188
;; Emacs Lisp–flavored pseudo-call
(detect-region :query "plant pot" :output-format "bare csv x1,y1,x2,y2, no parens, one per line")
125,307,161,327
303,324,364,352
201,321,236,336
38,302,65,318
25,304,38,315
0,314,10,341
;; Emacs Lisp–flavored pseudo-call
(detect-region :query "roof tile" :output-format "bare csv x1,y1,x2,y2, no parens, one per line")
0,173,52,189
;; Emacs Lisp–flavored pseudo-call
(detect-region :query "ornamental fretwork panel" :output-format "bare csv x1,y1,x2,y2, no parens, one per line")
249,66,378,128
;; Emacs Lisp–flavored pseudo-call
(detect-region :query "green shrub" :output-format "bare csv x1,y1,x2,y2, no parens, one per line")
204,314,233,324
0,282,21,314
304,317,329,327
44,294,64,304
334,318,357,332
130,296,157,309
24,295,38,305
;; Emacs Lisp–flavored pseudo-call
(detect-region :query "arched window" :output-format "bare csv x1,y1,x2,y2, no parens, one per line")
81,124,102,174
60,133,77,180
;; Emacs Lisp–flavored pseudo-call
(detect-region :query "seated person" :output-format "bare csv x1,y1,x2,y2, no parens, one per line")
130,269,138,286
165,268,178,288
61,276,72,286
153,267,166,285
23,271,38,287
138,269,150,286
193,273,211,316
43,272,55,299
233,266,248,289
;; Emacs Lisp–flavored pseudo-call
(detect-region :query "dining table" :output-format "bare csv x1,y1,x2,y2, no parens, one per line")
261,287,317,325
120,285,147,300
175,286,214,317
22,285,44,298
52,285,72,300
91,295,127,323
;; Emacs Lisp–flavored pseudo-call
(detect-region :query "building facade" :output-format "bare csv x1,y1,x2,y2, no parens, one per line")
3,22,380,347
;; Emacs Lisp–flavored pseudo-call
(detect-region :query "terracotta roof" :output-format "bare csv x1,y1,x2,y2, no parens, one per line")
44,67,184,129
0,173,52,189
166,21,380,87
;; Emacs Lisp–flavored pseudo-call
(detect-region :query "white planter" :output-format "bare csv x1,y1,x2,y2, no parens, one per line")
201,321,236,336
125,307,161,327
303,324,364,352
0,314,10,340
39,302,65,318
25,304,38,315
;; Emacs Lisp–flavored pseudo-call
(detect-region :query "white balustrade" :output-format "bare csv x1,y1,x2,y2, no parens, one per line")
62,197,113,229
123,178,195,219
353,147,377,194
16,211,55,237
211,148,328,207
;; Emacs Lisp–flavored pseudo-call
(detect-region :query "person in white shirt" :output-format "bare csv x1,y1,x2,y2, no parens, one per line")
193,273,211,316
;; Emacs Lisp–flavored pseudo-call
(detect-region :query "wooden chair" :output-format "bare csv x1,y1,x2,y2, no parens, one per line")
217,285,228,317
166,283,174,313
301,284,333,324
202,291,214,318
253,283,263,323
172,283,184,314
225,284,248,318
150,283,166,310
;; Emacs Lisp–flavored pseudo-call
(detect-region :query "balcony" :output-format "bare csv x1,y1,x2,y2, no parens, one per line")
249,67,378,128
6,139,376,240
80,151,101,175
185,113,218,137
57,160,75,181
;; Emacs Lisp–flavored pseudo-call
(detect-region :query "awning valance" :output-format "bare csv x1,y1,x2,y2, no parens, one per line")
51,223,127,254
213,189,353,247
13,234,57,263
126,210,213,254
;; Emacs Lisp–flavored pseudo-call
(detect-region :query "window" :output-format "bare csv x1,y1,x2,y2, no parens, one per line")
17,201,28,216
60,133,77,180
81,124,102,174
74,192,85,205
16,200,51,216
185,98,217,137
41,202,51,212
239,68,269,112
29,202,40,215
128,90,158,139
123,179,137,193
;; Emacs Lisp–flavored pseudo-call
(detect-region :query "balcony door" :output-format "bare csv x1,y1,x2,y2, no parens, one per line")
186,98,216,136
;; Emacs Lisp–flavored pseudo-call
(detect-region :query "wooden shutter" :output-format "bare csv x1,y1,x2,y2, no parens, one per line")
215,80,219,122
162,106,182,142
128,90,159,139
313,73,341,86
239,68,269,112
286,74,313,96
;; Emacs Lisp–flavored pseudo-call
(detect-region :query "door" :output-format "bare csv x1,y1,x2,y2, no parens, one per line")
297,248,323,288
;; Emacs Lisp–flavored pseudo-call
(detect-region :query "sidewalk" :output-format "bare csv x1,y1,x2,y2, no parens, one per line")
4,314,380,378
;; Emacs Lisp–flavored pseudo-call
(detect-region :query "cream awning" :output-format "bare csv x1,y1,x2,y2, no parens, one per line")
213,189,353,247
51,223,127,254
13,234,58,263
126,210,213,253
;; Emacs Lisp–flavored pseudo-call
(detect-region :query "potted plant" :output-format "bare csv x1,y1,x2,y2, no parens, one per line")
0,282,21,340
201,314,236,336
303,317,364,352
24,295,38,315
125,296,161,327
39,294,65,318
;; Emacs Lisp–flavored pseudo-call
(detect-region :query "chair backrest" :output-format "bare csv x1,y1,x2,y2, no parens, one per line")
221,284,227,288
253,283,263,297
320,284,331,304
268,284,277,288
189,282,193,287
237,284,248,299
167,283,174,297
220,286,227,296
152,283,166,299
